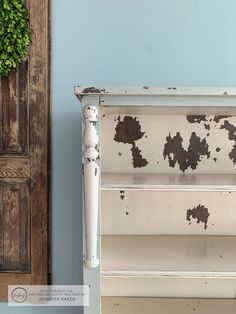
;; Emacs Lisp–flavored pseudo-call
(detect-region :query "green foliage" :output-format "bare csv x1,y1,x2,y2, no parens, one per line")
0,0,31,76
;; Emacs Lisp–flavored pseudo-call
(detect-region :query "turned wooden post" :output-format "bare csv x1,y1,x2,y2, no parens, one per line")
83,105,100,268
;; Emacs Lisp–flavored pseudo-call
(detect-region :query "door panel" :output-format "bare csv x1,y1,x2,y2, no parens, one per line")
1,61,29,155
0,180,30,272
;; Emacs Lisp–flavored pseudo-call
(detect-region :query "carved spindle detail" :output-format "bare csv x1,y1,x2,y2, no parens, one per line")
83,105,100,268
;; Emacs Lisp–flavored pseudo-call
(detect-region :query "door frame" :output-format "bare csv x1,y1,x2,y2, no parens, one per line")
28,0,51,287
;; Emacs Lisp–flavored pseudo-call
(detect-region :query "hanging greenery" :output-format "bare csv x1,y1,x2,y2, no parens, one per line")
0,0,31,76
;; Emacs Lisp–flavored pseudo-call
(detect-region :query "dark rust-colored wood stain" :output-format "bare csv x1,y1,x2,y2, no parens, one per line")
163,132,210,172
220,120,236,165
114,116,148,168
186,204,210,230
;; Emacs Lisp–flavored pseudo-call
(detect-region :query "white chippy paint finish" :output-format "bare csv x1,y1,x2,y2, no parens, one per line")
101,113,236,174
102,297,236,314
101,189,236,235
83,105,100,268
74,86,236,99
75,87,236,313
102,173,236,190
101,235,236,275
82,97,101,314
102,276,236,298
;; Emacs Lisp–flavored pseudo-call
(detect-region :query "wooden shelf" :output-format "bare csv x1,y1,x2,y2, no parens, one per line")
102,173,236,191
101,235,236,277
102,297,236,314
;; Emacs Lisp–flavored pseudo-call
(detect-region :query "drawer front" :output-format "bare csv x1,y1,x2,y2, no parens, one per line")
102,276,236,298
101,113,236,174
102,190,236,235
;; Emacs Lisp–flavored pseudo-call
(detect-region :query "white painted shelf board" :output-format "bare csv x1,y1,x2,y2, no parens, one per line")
102,173,236,191
101,105,236,116
102,297,236,314
101,235,236,277
75,86,236,97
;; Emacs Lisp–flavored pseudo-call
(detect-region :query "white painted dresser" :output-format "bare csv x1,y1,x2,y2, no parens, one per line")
75,86,236,314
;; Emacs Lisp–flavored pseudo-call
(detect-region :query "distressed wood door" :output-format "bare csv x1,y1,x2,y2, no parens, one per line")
0,0,50,300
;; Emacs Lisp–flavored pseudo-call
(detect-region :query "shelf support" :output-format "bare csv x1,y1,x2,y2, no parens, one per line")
83,105,100,268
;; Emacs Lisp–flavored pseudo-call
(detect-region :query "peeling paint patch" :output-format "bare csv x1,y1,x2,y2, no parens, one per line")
213,157,217,162
120,190,125,200
163,132,210,172
114,116,148,168
118,152,122,156
186,115,207,123
186,204,210,230
114,116,145,144
82,87,102,94
204,123,210,130
216,147,221,152
220,120,236,165
214,115,231,123
131,144,148,168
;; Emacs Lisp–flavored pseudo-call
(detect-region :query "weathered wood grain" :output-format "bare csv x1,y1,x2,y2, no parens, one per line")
0,180,30,272
28,0,50,286
1,61,29,155
0,158,30,177
0,0,50,302
0,274,31,300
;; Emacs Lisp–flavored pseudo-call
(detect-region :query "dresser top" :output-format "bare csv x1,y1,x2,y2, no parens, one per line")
75,86,236,101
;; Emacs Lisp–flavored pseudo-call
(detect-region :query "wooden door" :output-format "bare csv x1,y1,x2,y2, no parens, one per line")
0,0,50,300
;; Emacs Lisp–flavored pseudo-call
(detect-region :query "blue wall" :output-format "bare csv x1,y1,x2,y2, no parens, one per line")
1,0,236,313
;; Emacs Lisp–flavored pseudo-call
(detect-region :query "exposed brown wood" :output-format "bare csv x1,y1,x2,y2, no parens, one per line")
0,274,31,300
0,180,30,272
28,0,50,286
1,60,29,155
0,158,30,177
0,0,50,302
0,186,3,267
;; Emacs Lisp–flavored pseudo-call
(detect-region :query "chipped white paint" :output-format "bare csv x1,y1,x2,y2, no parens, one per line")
101,113,236,174
74,87,236,314
83,105,100,268
101,235,236,275
101,189,236,235
75,86,236,99
102,172,236,190
102,276,236,298
102,297,236,314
